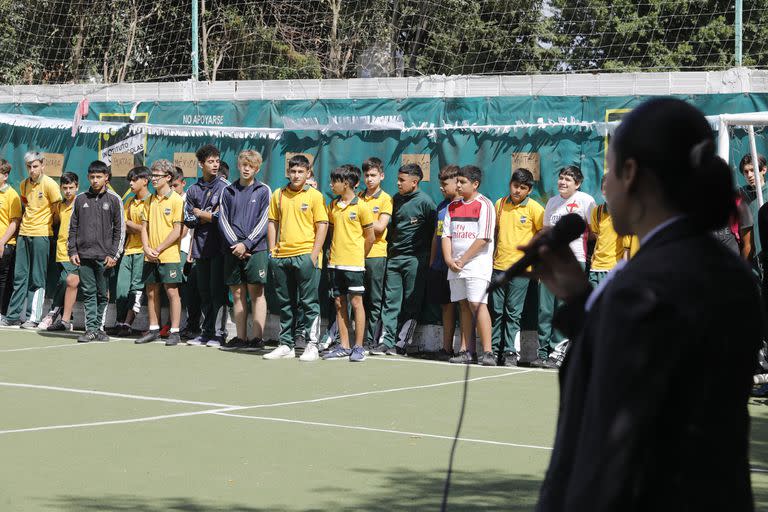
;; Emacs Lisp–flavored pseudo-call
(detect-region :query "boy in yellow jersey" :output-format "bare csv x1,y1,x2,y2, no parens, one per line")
0,160,22,320
1,152,62,328
357,157,392,348
322,165,375,362
135,160,184,347
39,172,79,331
264,154,329,361
489,169,544,366
588,176,631,286
108,166,150,337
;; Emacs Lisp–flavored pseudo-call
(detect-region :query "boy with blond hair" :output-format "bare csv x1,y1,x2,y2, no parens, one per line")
217,150,271,351
1,152,62,328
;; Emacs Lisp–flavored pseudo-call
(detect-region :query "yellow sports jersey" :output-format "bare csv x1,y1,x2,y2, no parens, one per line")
328,196,374,269
589,204,627,271
55,200,74,262
627,235,640,258
493,196,544,270
0,185,22,246
19,174,62,237
268,185,328,258
358,188,392,259
124,195,147,255
142,190,183,263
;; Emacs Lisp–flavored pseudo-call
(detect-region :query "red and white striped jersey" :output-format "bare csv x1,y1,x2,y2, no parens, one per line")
442,193,495,281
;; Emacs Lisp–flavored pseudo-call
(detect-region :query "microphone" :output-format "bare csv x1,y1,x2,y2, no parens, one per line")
487,212,586,292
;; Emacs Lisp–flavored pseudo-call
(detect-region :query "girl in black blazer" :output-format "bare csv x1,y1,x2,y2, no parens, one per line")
534,98,763,511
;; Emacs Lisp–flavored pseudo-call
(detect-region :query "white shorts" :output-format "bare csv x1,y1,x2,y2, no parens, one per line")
449,277,489,304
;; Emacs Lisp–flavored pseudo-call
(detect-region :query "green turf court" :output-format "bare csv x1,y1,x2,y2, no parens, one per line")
1,327,767,511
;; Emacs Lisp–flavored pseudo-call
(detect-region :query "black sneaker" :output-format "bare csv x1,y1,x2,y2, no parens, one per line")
243,337,265,352
219,337,249,351
135,329,160,344
180,328,201,340
0,318,21,327
115,324,133,337
94,330,110,342
528,357,549,368
541,357,560,369
449,351,475,364
503,352,519,367
435,348,453,361
165,332,180,346
321,341,341,356
369,343,393,356
47,319,73,332
294,334,307,350
480,351,497,367
77,331,99,343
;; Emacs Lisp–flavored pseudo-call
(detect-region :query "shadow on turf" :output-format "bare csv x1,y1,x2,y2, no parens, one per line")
47,469,542,511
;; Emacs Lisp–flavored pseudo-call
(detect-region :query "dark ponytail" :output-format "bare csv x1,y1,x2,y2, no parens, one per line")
612,98,735,230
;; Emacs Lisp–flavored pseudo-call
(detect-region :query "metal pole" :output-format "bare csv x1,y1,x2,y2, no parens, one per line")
748,126,764,208
191,0,199,80
735,0,743,67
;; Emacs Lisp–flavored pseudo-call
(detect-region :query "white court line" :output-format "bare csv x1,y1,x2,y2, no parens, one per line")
0,343,93,353
0,382,239,408
752,467,768,473
239,370,531,410
215,412,553,451
0,406,244,435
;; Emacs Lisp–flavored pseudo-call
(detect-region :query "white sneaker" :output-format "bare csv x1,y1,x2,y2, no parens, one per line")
37,315,54,330
299,343,319,362
263,344,295,360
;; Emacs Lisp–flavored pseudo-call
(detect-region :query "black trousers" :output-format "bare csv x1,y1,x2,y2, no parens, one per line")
0,244,16,316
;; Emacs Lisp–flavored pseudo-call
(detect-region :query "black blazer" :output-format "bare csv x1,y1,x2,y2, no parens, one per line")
537,217,762,512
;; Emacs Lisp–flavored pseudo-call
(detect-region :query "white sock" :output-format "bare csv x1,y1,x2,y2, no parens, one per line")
149,324,160,331
170,327,179,333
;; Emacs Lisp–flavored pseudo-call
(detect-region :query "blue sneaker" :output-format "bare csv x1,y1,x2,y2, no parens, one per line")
322,346,352,360
349,346,366,362
186,335,209,346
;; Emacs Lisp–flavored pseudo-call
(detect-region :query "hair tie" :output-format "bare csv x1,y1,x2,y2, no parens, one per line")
690,139,714,170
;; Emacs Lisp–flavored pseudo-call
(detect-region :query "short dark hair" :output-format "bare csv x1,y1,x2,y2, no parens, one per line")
219,161,230,179
511,168,535,188
438,165,460,181
60,171,79,186
0,159,10,175
558,165,583,185
739,153,767,173
173,166,185,182
196,144,220,164
127,166,150,182
288,154,311,171
458,165,482,185
362,157,383,174
398,163,423,180
88,160,110,177
330,164,361,188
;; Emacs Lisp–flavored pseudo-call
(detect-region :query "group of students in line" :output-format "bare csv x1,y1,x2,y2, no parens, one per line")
0,145,651,366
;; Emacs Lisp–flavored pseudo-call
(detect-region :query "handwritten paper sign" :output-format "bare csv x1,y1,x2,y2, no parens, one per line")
285,152,315,177
43,153,64,177
512,152,540,181
401,153,431,181
173,152,198,178
111,153,135,177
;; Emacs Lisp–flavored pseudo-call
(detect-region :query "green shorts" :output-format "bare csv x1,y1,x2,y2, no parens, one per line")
224,250,268,286
142,261,184,285
61,262,79,275
330,268,365,297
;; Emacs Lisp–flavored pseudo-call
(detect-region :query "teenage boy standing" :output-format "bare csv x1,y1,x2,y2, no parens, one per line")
68,161,125,342
1,152,62,328
371,163,436,356
0,160,21,321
